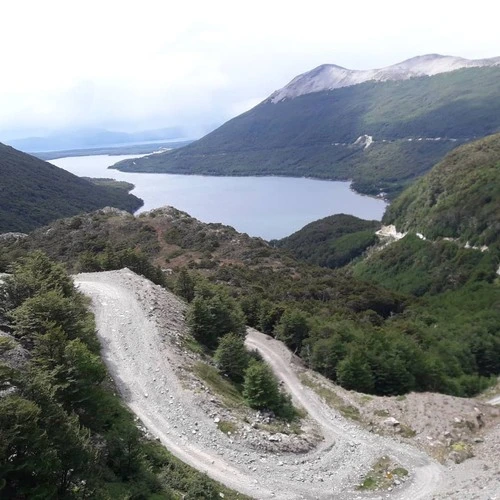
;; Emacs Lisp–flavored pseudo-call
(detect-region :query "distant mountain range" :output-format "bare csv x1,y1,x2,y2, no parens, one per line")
0,143,142,232
113,54,500,198
4,126,185,153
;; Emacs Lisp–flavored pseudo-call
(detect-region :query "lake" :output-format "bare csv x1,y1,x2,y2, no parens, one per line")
50,155,387,240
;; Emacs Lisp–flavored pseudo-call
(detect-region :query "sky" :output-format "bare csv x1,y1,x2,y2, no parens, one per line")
1,0,499,140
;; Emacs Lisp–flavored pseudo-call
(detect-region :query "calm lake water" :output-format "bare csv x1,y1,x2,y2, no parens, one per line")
50,155,387,240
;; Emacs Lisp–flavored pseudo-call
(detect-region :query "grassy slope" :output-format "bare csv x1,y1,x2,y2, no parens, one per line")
384,133,500,246
0,143,143,233
113,67,500,197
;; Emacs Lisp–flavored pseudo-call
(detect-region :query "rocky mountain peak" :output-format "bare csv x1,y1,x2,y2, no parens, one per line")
269,54,500,103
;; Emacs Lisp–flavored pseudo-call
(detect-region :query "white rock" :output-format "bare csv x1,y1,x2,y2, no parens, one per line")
383,417,400,427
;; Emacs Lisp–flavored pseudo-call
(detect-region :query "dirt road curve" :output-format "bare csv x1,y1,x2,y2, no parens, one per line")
75,269,445,500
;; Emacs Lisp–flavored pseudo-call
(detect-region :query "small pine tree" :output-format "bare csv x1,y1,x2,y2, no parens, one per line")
175,269,196,303
187,283,246,349
213,333,249,382
243,360,281,411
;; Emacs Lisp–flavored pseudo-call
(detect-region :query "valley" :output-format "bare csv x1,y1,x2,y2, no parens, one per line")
113,58,500,198
1,48,500,499
49,154,386,239
75,269,499,499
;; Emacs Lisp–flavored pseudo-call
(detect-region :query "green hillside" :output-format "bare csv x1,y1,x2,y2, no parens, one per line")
273,214,380,268
384,133,500,246
2,190,499,398
113,67,500,197
0,143,143,233
1,135,499,400
0,253,245,498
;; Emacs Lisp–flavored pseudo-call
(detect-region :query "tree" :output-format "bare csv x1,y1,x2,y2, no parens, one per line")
258,301,283,335
336,350,375,393
0,395,58,498
308,335,347,380
240,294,262,327
187,284,246,349
10,290,97,350
214,333,249,382
274,309,310,353
62,339,107,408
243,360,281,411
243,360,296,420
175,269,196,303
1,251,74,310
106,420,143,480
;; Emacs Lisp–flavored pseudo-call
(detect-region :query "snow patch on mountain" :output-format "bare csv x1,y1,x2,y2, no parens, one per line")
270,54,500,103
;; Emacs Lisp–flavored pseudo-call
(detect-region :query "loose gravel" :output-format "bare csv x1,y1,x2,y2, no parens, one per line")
77,269,499,500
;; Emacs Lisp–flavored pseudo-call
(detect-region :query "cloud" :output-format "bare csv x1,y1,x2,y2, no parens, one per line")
1,0,499,138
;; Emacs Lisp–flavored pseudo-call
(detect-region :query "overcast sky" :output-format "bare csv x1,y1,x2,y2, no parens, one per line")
1,0,499,139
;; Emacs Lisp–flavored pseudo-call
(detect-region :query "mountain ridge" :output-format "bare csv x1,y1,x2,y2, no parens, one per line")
113,64,500,197
269,54,500,102
5,126,185,153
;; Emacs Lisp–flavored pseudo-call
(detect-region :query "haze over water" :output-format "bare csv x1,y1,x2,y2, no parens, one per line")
51,155,387,240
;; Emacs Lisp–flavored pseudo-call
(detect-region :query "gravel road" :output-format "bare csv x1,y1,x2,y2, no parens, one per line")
75,269,445,500
487,395,500,406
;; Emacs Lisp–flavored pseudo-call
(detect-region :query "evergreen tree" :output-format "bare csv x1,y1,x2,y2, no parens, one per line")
336,350,374,393
275,309,310,353
187,284,246,349
2,251,74,310
175,269,196,303
214,333,249,382
240,294,261,327
258,301,283,335
243,360,281,411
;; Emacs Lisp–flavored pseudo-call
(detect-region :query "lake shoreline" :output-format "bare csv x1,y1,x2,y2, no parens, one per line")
51,154,388,240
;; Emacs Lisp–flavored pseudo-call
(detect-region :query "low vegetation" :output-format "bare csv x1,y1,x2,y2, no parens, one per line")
300,373,361,421
192,362,245,409
357,456,408,491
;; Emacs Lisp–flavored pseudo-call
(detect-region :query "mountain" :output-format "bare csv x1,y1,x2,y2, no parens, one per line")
384,133,500,247
0,142,143,233
269,54,500,102
6,126,184,153
112,55,500,198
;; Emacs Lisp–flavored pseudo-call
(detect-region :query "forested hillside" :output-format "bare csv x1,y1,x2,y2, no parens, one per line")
113,67,500,197
384,133,500,246
0,252,245,498
1,183,498,399
0,143,142,233
273,214,380,268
